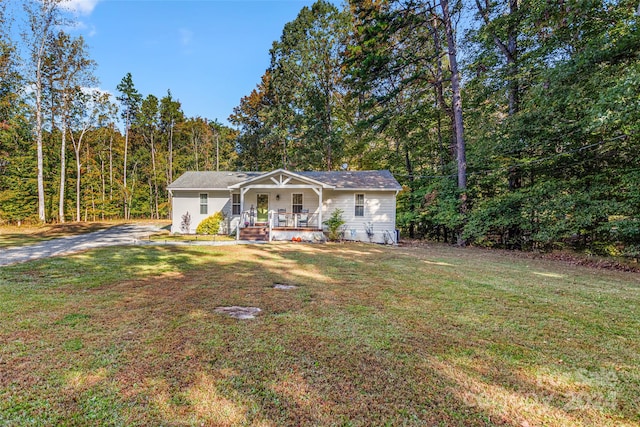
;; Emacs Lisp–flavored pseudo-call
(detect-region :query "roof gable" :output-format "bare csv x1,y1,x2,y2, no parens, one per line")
227,169,334,189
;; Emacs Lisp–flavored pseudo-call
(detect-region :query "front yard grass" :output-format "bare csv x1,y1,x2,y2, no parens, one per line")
0,243,638,426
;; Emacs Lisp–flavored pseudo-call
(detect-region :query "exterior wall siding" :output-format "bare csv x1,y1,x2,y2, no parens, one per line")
171,187,398,243
322,190,398,244
170,190,231,234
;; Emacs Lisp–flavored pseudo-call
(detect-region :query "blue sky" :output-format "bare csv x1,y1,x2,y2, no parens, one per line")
65,0,327,125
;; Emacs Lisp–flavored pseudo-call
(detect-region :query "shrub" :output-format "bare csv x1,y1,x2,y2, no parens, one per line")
323,209,346,241
196,211,225,235
180,212,191,234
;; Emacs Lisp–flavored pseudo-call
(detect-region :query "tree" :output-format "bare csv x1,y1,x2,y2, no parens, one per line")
136,94,161,218
23,0,68,222
347,0,465,239
268,0,352,170
229,72,276,170
68,89,106,221
0,0,21,127
462,0,640,252
44,31,96,222
116,72,141,219
159,90,183,186
439,0,467,244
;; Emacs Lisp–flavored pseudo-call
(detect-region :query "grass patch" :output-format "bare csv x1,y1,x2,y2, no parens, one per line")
0,243,638,426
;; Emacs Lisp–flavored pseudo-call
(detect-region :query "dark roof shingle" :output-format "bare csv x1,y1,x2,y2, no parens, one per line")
168,170,401,191
167,171,264,189
298,170,402,190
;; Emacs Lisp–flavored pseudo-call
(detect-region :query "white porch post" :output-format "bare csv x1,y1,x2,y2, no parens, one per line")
318,187,323,231
238,187,250,240
237,190,242,240
311,186,323,231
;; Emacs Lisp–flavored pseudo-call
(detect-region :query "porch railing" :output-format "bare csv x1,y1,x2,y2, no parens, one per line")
236,210,321,241
269,211,319,229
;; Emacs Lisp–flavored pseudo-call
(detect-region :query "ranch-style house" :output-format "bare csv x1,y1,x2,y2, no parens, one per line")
167,169,402,244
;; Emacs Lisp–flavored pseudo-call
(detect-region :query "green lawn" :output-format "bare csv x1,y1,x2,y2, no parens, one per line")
0,243,638,426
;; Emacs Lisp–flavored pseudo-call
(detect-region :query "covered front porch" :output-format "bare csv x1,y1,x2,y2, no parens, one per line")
231,170,333,241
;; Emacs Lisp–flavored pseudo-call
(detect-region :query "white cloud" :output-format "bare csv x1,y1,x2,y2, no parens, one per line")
61,0,101,16
179,28,193,47
179,28,194,55
68,20,98,37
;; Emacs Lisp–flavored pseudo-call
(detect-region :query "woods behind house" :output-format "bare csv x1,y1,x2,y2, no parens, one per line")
1,0,638,256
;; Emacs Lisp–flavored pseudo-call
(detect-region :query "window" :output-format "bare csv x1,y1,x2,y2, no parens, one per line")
355,193,365,217
232,193,241,215
199,193,208,215
292,193,303,213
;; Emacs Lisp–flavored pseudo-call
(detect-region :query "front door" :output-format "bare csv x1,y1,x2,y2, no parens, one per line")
257,194,269,223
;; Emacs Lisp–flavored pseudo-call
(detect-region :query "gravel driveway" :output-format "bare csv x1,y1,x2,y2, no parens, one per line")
0,224,162,267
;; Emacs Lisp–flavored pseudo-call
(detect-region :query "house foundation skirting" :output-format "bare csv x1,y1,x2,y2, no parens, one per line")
270,229,326,243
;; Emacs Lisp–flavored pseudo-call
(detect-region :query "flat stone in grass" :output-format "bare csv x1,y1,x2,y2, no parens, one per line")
214,306,262,319
273,283,297,290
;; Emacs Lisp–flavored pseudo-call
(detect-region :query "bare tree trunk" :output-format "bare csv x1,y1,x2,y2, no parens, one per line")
192,131,199,171
123,112,129,219
35,40,46,222
75,147,81,221
58,120,67,223
214,130,219,172
27,0,64,223
167,120,173,220
169,121,173,183
70,127,88,222
91,184,96,221
100,153,105,220
440,0,466,192
150,134,159,219
440,0,467,245
148,178,154,218
109,127,113,200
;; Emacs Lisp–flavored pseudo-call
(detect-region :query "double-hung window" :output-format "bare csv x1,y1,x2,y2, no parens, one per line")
232,193,241,215
292,193,303,213
199,193,208,215
355,193,365,217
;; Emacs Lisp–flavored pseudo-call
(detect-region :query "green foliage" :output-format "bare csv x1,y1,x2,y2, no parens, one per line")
196,211,225,235
231,0,352,170
0,0,638,258
323,208,345,241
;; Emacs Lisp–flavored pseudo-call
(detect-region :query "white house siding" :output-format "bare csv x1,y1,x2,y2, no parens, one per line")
171,189,324,234
170,190,232,234
322,190,397,244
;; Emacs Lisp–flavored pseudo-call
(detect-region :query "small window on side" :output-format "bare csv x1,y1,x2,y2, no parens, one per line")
200,193,208,215
232,193,241,215
355,193,364,217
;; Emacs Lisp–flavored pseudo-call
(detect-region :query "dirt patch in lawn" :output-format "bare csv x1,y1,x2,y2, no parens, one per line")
273,283,297,290
214,306,262,319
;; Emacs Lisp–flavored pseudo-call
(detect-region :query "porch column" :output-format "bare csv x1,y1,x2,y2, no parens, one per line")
236,190,240,240
317,187,323,231
238,187,250,240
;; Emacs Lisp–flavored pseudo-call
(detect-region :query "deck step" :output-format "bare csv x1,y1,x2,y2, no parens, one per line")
240,227,269,241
